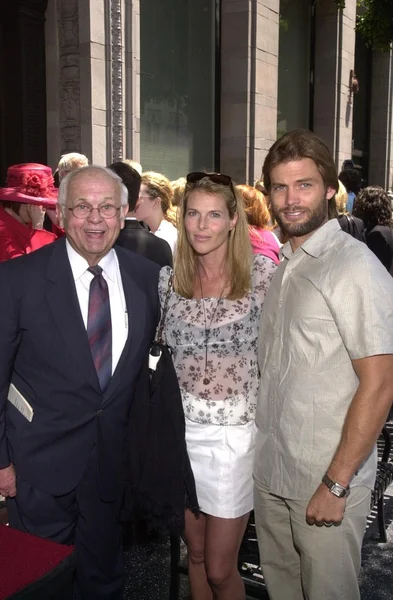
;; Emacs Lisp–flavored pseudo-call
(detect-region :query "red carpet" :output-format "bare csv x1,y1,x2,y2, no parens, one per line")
0,525,74,599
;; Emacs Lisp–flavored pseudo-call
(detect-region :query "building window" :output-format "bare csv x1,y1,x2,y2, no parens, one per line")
277,0,312,137
140,0,216,179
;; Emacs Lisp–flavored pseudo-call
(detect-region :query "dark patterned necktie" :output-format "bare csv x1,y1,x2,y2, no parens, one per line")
87,265,112,391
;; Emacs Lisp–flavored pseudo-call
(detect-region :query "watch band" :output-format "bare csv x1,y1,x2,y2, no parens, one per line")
322,473,350,498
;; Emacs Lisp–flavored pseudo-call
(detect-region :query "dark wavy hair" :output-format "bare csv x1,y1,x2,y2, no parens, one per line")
338,168,362,194
352,186,393,229
262,129,339,194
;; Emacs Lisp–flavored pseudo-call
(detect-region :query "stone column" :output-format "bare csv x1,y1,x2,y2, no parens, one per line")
78,0,115,164
313,0,357,168
220,0,279,184
45,0,61,170
368,49,393,190
124,0,140,161
47,0,139,167
50,0,83,162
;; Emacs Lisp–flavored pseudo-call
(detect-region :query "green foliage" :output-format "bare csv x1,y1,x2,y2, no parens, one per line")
356,0,393,50
334,0,393,50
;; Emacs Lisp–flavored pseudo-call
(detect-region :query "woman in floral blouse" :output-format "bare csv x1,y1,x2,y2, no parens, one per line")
159,172,276,600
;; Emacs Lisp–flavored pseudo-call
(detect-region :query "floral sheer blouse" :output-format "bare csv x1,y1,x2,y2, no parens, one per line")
158,254,277,426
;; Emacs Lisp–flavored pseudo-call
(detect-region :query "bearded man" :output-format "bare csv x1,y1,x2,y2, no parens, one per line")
254,129,393,600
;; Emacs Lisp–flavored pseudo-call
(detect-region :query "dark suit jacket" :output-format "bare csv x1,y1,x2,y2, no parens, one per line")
0,237,160,501
116,219,173,268
366,225,393,273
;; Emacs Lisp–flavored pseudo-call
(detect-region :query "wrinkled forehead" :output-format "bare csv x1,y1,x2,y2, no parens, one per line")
68,171,120,204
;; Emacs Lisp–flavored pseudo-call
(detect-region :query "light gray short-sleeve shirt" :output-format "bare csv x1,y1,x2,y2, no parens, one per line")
254,219,393,500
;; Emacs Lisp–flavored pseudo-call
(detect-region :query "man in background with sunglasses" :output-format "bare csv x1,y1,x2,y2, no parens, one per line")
0,165,160,599
254,129,393,600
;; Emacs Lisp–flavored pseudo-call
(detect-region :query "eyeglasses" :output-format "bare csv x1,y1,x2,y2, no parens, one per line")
186,172,236,198
68,204,121,219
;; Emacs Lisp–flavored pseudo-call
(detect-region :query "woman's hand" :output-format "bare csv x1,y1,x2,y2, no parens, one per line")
27,204,46,230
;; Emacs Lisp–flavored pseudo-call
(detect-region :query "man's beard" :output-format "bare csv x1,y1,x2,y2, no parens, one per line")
271,196,328,238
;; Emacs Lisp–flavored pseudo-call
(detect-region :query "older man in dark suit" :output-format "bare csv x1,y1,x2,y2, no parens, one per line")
0,166,160,600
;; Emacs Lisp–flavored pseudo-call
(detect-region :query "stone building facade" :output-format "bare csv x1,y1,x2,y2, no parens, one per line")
0,0,392,190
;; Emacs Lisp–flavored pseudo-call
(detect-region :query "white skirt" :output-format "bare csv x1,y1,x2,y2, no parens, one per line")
185,417,256,518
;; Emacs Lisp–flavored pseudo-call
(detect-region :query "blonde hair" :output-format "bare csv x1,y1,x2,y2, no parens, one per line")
122,158,142,175
174,177,252,300
335,180,348,214
141,171,177,226
58,152,89,180
171,177,186,206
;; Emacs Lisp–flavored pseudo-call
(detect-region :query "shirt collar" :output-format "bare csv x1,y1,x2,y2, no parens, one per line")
66,239,117,282
281,219,341,260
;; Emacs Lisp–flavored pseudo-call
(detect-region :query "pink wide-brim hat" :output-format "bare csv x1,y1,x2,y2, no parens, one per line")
0,163,58,208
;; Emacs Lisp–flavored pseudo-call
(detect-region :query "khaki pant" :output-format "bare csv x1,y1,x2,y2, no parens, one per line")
253,478,370,600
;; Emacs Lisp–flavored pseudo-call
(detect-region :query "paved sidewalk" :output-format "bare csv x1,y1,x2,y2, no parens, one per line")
2,489,393,598
123,482,393,599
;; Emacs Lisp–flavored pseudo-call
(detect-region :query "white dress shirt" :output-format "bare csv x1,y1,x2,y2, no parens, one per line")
155,219,178,255
66,240,128,375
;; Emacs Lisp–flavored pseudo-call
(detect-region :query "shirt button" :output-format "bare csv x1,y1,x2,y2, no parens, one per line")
272,365,276,371
97,410,104,416
269,428,274,434
279,299,283,306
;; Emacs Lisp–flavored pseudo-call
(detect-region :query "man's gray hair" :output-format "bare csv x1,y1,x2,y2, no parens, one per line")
57,152,89,181
58,165,129,209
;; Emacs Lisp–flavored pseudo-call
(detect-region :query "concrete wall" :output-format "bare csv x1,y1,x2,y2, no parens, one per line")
220,0,279,184
46,0,140,169
313,0,357,169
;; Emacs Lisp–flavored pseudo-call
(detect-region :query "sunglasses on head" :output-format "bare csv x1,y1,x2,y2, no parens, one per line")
186,172,232,186
186,172,236,200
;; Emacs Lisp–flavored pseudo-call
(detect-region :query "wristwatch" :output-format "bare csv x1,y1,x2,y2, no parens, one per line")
322,473,350,498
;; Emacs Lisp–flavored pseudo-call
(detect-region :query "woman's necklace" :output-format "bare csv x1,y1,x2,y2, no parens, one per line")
197,271,225,386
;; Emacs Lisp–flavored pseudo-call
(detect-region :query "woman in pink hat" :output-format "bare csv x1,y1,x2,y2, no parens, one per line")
0,163,59,262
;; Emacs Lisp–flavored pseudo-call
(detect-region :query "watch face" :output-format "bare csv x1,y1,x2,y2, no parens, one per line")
331,483,345,497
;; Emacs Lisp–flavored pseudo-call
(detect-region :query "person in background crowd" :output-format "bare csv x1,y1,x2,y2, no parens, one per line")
353,185,393,273
135,171,178,254
255,177,286,243
159,172,276,600
0,163,58,261
237,184,281,264
108,161,173,268
171,176,186,207
254,178,266,195
57,152,89,182
330,180,365,242
122,158,142,175
338,167,362,214
0,165,160,600
254,129,393,600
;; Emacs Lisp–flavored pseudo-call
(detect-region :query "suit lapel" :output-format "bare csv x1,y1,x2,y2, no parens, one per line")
45,238,101,393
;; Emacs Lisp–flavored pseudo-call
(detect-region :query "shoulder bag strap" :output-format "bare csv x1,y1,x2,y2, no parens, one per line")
156,274,173,344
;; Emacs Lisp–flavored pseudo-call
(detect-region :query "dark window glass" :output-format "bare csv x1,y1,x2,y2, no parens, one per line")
277,0,312,137
140,0,216,179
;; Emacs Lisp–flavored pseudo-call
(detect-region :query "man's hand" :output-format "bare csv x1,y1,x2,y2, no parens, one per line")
0,464,17,498
306,483,346,527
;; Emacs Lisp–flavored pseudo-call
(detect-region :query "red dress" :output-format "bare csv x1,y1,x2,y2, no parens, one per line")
0,206,57,262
